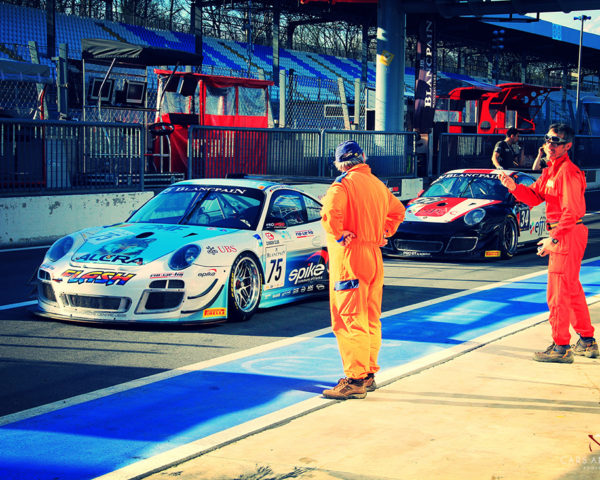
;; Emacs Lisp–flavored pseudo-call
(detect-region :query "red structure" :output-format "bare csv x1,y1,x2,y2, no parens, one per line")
153,71,273,175
444,82,560,134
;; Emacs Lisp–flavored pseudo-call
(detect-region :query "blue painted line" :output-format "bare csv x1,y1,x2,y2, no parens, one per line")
1,261,599,480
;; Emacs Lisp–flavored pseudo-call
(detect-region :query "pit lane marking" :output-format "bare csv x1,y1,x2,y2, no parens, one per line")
0,256,589,426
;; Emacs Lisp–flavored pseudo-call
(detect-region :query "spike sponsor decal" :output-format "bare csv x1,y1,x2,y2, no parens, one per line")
62,269,135,286
202,308,226,318
288,262,326,284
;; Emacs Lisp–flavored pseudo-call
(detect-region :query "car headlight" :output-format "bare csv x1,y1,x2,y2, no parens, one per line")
464,208,486,226
47,236,74,262
169,244,201,270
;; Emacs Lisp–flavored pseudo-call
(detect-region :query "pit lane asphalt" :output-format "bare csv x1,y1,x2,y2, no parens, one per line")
0,211,599,421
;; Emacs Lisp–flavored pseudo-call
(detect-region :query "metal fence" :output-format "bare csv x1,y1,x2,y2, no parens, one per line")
188,126,418,180
437,133,600,175
0,119,144,195
0,120,417,196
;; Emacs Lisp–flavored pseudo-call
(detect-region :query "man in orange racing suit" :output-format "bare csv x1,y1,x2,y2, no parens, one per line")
499,123,598,363
320,140,406,399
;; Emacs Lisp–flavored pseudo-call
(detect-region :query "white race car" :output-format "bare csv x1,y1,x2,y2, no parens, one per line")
35,179,329,324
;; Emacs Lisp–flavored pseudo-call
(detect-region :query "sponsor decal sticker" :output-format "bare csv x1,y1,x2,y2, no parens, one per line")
198,268,218,278
206,245,238,255
295,229,314,238
62,269,135,286
167,185,247,195
74,253,144,265
150,272,184,278
289,262,326,284
203,307,226,318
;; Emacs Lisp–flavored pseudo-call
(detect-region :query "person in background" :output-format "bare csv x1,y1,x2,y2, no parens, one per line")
532,145,548,170
320,140,406,399
492,127,524,170
498,123,598,363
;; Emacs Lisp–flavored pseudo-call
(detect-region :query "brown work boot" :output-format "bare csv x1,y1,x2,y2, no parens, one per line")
323,377,367,399
533,343,574,363
364,373,377,392
571,338,599,358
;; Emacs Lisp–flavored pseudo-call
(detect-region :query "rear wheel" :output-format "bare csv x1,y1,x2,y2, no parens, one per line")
500,215,518,259
227,253,263,322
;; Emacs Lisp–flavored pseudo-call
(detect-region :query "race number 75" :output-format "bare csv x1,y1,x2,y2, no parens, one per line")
265,246,286,289
267,258,283,283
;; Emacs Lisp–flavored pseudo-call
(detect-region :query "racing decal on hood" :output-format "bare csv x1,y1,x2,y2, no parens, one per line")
74,224,232,265
61,269,135,286
73,236,156,265
406,197,500,223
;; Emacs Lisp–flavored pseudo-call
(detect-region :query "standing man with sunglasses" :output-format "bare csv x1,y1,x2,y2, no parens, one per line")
499,123,597,362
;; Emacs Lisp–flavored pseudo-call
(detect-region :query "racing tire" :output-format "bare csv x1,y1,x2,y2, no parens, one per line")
500,215,519,260
227,253,263,322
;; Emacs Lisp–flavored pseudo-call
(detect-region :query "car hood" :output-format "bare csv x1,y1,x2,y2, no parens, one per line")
70,223,235,266
405,197,501,223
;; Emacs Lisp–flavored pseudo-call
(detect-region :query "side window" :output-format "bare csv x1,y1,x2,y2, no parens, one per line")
268,191,308,227
515,174,535,187
304,195,322,222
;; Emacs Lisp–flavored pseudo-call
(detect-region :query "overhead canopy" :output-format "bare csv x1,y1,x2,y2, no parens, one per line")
154,70,274,89
81,38,203,67
0,59,53,84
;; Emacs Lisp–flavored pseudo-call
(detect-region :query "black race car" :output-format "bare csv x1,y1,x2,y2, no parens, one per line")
383,169,548,260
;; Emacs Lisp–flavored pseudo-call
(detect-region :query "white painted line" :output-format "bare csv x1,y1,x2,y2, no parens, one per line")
3,255,599,428
96,293,600,480
0,300,36,311
0,245,50,253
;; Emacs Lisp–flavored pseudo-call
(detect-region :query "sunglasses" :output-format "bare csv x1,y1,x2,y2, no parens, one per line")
544,134,568,145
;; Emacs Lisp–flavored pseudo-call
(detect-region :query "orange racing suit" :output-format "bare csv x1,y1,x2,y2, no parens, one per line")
511,152,594,345
320,163,406,379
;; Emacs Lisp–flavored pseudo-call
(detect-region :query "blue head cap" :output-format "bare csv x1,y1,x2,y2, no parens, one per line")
332,140,363,166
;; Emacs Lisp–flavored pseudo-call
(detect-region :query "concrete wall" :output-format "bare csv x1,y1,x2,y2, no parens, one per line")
0,178,424,250
0,192,154,249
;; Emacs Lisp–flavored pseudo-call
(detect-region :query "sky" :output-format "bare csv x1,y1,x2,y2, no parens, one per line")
529,10,600,34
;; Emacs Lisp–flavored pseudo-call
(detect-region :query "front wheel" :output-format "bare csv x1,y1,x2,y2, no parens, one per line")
499,215,518,259
227,253,263,322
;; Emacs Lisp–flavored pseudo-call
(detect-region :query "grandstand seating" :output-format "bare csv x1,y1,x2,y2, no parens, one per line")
0,2,577,118
0,2,380,90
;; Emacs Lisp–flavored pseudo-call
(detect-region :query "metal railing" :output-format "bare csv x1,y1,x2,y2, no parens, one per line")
188,126,418,180
0,119,418,196
0,119,145,195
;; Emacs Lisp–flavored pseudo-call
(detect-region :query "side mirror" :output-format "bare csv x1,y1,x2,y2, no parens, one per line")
264,216,287,230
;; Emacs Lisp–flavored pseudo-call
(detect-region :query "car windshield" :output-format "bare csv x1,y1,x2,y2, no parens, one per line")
128,185,265,230
423,174,509,201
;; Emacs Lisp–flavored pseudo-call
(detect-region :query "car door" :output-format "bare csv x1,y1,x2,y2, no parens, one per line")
512,174,547,244
262,189,327,297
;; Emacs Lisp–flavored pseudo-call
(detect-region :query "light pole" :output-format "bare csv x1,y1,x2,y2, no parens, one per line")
574,14,591,132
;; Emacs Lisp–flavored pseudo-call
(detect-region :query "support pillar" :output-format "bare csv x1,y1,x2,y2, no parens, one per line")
375,0,405,131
